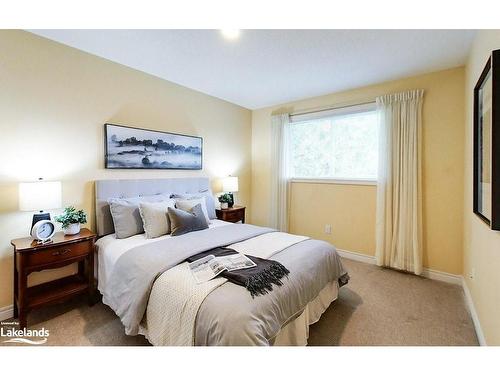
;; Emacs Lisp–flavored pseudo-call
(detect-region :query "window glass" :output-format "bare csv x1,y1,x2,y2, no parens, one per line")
289,110,379,179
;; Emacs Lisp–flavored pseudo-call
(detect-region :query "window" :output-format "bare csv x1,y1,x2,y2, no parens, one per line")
289,104,379,181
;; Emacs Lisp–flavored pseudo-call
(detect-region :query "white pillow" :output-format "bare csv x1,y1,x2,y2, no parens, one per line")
175,197,210,225
139,199,176,239
108,193,172,239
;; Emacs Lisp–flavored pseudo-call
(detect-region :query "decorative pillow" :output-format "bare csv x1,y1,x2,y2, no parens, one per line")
175,197,210,225
108,194,171,239
171,190,217,219
168,204,209,236
139,199,176,239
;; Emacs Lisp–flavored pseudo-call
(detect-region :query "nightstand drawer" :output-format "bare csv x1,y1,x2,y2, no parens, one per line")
25,241,91,267
216,206,246,223
223,210,243,222
12,228,96,328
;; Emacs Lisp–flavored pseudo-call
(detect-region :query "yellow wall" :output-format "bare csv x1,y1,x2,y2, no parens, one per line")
252,67,465,274
463,30,500,345
0,30,252,308
0,29,482,337
289,182,377,256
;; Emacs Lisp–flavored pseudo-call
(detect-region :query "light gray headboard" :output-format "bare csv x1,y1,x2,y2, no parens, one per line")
95,177,210,237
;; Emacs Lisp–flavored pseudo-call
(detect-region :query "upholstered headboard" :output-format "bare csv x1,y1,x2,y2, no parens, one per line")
95,177,210,237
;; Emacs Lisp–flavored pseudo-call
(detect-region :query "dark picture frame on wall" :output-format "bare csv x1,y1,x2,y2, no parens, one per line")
104,123,203,170
473,49,500,230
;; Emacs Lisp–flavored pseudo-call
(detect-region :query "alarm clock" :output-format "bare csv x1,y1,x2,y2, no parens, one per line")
31,220,56,243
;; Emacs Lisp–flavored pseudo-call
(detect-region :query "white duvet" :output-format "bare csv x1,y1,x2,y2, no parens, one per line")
96,219,232,301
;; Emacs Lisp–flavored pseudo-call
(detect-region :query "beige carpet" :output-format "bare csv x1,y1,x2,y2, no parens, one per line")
1,259,478,346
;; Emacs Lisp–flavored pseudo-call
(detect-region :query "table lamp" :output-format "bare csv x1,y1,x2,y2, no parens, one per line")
222,176,238,208
19,179,62,232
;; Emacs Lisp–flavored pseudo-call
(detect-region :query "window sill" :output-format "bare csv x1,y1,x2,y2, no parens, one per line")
290,178,377,186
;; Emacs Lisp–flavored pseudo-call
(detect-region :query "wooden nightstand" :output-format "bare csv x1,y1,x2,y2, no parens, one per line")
216,205,246,223
11,228,96,328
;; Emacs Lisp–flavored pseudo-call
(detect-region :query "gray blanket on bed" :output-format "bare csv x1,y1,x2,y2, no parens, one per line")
195,238,347,345
106,224,274,335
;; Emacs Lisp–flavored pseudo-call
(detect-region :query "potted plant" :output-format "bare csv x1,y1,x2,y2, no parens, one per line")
55,206,87,235
218,193,232,210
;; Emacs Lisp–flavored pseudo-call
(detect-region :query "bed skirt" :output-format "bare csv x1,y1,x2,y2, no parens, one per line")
139,279,338,346
272,280,338,346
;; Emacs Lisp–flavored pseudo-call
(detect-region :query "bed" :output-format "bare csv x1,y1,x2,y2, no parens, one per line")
94,177,348,346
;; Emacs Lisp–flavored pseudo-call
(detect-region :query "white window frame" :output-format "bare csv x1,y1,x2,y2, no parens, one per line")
288,102,378,185
290,177,377,186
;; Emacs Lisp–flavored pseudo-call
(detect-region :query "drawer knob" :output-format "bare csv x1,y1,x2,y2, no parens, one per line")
52,249,71,256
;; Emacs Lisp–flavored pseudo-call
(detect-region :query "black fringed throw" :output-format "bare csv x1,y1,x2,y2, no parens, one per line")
185,247,290,298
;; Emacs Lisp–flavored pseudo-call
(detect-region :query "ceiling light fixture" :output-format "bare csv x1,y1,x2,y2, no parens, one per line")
220,29,240,40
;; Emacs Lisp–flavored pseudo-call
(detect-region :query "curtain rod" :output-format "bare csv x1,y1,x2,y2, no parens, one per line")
290,100,376,117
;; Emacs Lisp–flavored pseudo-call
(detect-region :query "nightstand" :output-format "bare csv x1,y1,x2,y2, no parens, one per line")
216,205,246,223
11,228,96,329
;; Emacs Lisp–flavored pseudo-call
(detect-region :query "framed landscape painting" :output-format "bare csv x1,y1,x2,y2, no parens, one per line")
104,123,202,170
473,49,500,230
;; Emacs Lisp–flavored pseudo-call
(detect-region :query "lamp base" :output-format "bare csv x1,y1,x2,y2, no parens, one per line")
31,212,51,233
228,192,234,208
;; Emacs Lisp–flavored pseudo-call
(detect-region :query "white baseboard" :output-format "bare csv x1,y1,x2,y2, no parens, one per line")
337,248,461,284
335,248,376,265
421,268,462,285
0,305,13,321
337,247,485,345
462,277,486,346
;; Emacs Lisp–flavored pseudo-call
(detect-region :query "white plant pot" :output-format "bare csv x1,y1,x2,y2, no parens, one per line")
64,223,81,235
220,202,229,209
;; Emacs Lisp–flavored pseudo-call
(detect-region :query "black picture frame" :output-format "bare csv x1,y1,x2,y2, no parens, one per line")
473,49,500,230
104,123,203,170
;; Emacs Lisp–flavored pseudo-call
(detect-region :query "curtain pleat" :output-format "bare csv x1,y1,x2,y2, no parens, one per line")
270,113,291,231
376,90,424,275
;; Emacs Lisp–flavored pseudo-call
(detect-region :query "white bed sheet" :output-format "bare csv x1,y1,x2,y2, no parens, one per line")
96,219,232,297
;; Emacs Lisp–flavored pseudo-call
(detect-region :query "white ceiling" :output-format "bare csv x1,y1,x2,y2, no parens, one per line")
29,29,476,109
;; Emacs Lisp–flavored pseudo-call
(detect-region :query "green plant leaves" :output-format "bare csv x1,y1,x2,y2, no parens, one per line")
55,206,87,229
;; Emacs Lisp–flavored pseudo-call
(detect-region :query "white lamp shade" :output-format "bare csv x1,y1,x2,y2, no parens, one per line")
19,181,62,211
222,176,239,192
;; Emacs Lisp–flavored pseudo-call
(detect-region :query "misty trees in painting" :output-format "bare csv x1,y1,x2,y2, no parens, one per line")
105,124,202,169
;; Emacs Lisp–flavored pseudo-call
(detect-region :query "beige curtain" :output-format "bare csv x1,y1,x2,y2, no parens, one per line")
375,90,424,275
270,113,291,231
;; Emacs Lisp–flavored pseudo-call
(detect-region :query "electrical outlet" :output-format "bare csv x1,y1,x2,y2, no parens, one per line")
470,267,476,280
324,224,332,234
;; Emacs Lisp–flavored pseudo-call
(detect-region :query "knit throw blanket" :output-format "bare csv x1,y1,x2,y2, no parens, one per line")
186,247,290,297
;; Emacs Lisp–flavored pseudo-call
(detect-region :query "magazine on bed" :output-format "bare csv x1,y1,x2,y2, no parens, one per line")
189,253,257,283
